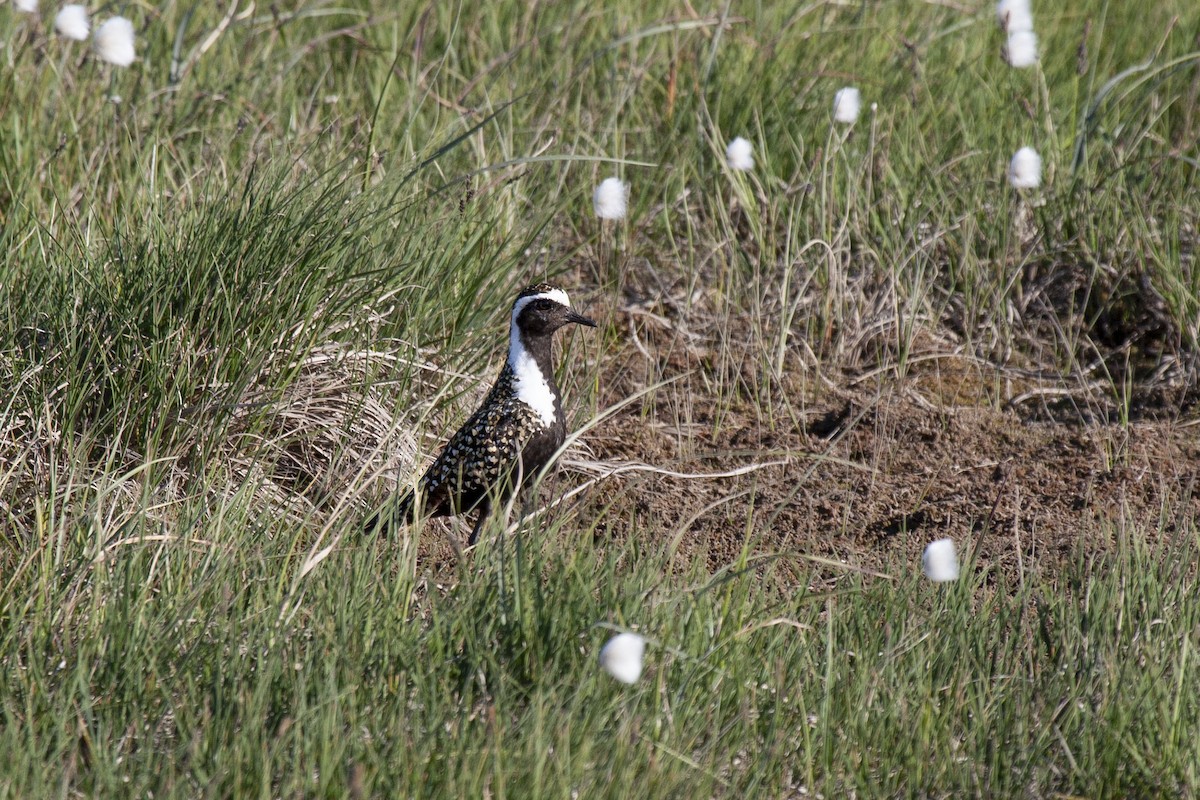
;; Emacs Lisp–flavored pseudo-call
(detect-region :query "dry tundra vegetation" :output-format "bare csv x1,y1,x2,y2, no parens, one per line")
2,0,1200,796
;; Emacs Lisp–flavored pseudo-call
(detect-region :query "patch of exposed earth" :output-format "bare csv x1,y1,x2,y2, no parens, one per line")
557,289,1200,584
578,387,1200,582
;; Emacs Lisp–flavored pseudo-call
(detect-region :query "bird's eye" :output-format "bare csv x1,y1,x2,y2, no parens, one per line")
534,299,554,310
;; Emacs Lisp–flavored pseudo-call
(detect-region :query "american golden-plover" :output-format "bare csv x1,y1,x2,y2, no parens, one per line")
365,284,597,544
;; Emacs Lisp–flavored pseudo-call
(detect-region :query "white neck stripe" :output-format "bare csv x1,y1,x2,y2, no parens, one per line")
506,290,568,426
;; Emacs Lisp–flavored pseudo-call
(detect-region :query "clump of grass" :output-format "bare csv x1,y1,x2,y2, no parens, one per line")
3,491,1198,796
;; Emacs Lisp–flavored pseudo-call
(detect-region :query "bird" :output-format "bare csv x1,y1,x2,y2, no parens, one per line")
365,283,597,545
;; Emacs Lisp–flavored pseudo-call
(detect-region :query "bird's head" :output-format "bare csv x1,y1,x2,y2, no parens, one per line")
510,284,597,337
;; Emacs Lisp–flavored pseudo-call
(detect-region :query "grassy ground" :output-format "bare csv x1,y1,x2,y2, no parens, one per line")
2,0,1199,796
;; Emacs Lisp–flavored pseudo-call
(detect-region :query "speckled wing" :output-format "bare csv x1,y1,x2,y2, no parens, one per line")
418,384,545,516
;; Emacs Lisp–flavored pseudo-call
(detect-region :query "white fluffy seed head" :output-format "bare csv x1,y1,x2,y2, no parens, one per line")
1006,30,1038,68
54,5,90,41
996,0,1034,33
599,632,646,684
1009,146,1042,189
726,137,754,171
922,539,960,583
14,0,37,13
592,177,628,220
95,16,136,67
833,87,862,124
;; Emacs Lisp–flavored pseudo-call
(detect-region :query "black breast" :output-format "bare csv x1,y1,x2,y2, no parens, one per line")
519,414,566,488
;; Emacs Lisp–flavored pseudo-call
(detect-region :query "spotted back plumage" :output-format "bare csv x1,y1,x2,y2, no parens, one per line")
415,361,563,517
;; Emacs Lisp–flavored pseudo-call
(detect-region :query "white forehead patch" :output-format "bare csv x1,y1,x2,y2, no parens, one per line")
510,289,571,324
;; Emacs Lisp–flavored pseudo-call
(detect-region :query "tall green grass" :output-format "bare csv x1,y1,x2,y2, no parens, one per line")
2,0,1199,796
3,506,1198,796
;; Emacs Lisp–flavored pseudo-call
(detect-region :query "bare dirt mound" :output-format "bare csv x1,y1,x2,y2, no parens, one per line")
579,385,1200,581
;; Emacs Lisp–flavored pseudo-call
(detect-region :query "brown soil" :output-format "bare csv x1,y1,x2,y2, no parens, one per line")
560,297,1200,585
580,387,1200,581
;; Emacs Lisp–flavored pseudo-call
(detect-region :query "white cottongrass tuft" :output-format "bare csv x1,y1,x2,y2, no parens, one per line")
726,137,754,171
1009,146,1042,189
995,0,1034,33
14,0,38,12
593,177,628,220
833,87,862,124
54,5,90,41
922,539,960,583
94,16,136,67
598,632,646,684
1005,30,1038,68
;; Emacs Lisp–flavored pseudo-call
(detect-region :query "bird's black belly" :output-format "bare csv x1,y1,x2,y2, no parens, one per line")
518,420,566,490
